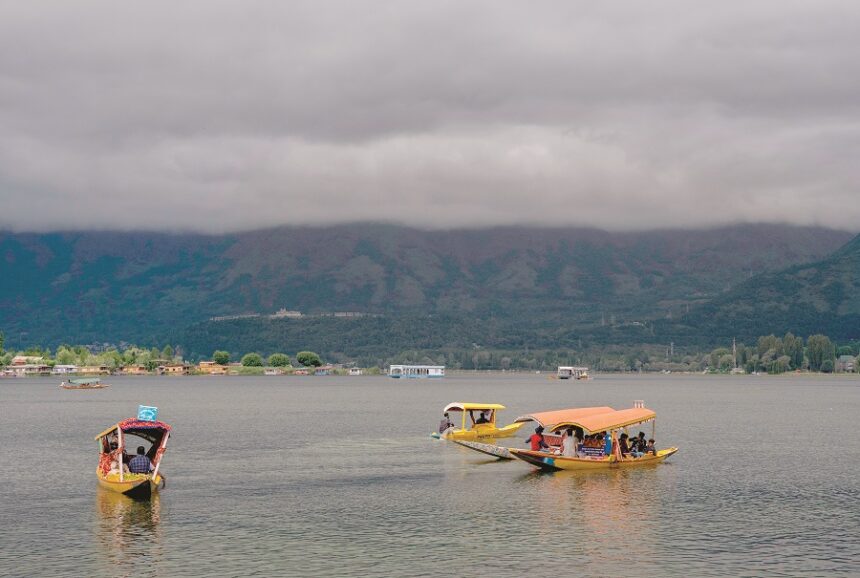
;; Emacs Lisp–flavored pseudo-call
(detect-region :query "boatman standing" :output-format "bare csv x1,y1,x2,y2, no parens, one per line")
439,412,455,434
526,426,549,451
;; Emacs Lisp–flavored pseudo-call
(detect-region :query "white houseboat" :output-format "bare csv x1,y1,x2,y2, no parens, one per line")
557,366,590,380
389,365,445,378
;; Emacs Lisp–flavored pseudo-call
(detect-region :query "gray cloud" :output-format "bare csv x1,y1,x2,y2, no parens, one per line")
1,1,858,232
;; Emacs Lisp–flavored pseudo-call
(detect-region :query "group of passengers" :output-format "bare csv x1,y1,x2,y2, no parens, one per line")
438,410,494,434
106,437,154,475
618,432,657,458
525,426,656,459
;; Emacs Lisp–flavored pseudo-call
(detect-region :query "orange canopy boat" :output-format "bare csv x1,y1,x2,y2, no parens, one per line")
509,402,678,471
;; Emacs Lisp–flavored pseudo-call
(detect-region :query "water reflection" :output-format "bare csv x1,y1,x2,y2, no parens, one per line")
94,489,163,577
528,467,661,571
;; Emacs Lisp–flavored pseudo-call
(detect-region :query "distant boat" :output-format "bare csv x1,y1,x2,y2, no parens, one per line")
557,366,589,380
60,377,110,389
389,364,445,378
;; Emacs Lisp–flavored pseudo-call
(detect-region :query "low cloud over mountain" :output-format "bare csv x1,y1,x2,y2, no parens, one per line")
1,2,859,232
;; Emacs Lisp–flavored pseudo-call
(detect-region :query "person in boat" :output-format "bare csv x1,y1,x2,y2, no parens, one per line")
561,428,578,457
618,433,632,457
634,431,647,453
128,446,152,474
475,410,491,425
603,431,612,456
646,438,656,455
526,426,549,451
439,412,455,434
107,441,129,474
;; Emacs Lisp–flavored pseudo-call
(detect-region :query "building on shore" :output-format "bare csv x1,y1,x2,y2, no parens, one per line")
52,365,79,375
79,365,111,375
197,361,228,375
121,365,149,375
157,364,192,376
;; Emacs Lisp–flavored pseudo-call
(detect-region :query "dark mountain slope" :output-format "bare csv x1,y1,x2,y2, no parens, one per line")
0,224,852,348
659,233,860,343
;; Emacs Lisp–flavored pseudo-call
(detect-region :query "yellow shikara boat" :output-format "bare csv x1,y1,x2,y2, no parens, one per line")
432,402,526,440
95,418,171,499
509,404,678,471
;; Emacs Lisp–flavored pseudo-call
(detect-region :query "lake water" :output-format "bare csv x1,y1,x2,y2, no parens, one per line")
1,373,858,577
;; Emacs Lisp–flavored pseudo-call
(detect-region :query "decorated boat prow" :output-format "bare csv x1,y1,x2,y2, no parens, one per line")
452,439,515,459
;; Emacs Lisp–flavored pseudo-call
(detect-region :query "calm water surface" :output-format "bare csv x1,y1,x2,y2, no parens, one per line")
1,373,858,577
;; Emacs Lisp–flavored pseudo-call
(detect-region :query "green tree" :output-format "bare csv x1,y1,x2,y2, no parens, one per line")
268,353,290,367
241,353,263,367
55,346,76,365
709,348,730,370
757,335,782,357
0,331,4,354
773,355,791,374
820,359,834,373
213,350,230,365
162,345,174,360
783,333,804,370
807,334,835,372
296,351,322,367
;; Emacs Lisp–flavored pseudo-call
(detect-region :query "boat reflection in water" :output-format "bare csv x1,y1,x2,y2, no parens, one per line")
94,488,163,577
523,467,666,572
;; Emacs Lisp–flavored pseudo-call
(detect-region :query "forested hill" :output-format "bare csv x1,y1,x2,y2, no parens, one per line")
0,223,853,349
659,233,860,343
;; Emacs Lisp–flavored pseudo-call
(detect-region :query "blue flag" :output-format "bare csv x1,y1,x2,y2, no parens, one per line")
137,405,158,421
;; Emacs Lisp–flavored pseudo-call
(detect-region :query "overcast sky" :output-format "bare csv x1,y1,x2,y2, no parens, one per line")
0,1,858,233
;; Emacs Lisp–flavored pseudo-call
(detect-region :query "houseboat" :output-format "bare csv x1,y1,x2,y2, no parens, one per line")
389,365,445,378
557,366,590,380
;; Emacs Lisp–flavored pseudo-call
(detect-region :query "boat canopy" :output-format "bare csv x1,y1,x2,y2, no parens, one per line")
443,402,506,413
514,406,614,428
95,418,172,443
550,407,656,433
70,377,101,385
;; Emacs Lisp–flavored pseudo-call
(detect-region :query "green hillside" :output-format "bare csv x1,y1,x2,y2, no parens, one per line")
0,224,852,352
660,233,860,343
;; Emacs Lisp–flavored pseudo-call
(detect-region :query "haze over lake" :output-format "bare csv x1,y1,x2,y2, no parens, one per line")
2,373,858,577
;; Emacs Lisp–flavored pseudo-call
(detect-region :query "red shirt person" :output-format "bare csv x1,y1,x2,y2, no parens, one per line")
526,426,549,451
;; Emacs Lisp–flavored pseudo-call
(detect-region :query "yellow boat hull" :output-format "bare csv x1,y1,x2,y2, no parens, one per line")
96,468,163,499
440,421,526,441
510,447,678,471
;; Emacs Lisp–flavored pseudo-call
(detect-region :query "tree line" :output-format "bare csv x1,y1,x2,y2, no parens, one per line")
1,328,857,373
705,333,856,374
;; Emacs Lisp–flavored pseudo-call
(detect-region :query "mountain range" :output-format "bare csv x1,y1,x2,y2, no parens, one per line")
0,223,856,356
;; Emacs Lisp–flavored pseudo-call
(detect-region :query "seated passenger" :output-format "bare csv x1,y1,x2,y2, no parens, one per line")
128,446,152,474
646,439,656,455
475,411,490,424
618,433,631,456
562,428,577,457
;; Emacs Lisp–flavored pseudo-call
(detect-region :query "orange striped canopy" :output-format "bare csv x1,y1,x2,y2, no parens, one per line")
550,407,656,433
514,406,614,428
